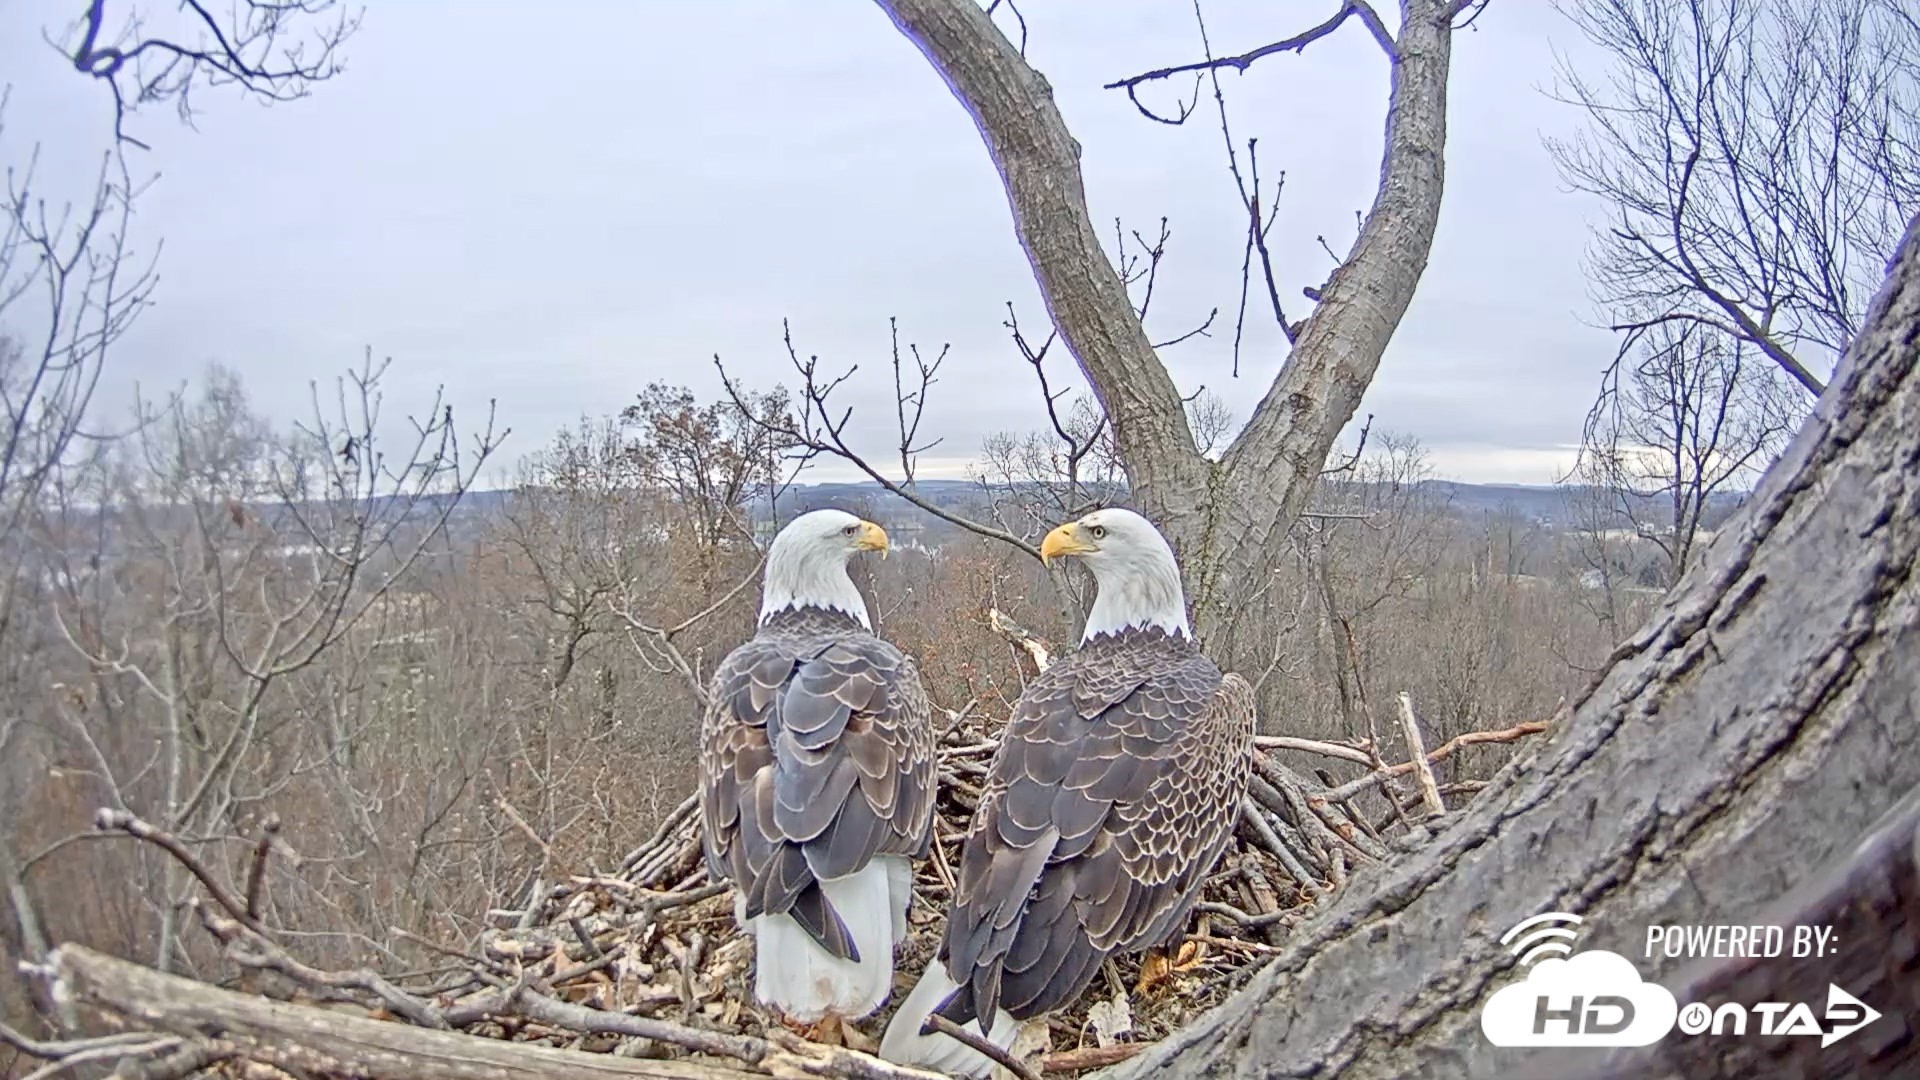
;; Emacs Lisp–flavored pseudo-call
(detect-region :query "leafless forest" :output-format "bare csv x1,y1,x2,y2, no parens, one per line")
0,347,1677,1022
2,1,1917,1078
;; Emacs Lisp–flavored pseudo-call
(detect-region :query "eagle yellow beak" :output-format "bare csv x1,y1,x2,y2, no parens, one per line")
1040,522,1096,567
856,520,889,559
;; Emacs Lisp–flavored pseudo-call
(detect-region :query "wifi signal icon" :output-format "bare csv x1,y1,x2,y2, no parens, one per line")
1500,912,1584,968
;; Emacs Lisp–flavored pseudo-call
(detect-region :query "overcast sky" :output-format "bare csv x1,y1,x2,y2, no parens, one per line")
2,1,1616,489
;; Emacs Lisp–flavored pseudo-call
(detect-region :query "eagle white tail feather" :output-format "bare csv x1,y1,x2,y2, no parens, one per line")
749,857,906,1022
877,957,1021,1078
885,855,913,945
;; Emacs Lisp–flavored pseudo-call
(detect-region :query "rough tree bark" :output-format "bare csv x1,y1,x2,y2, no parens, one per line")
872,0,1461,647
1101,212,1920,1078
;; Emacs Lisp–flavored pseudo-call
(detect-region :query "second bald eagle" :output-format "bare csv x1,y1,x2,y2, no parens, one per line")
881,508,1256,1076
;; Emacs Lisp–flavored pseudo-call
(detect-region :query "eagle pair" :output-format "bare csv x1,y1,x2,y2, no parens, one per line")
698,506,1255,1076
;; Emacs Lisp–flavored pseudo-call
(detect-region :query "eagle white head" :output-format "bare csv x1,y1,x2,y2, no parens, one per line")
759,508,890,629
1040,507,1191,643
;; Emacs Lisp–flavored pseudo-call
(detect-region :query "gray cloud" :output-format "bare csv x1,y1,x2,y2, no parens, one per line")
0,1,1615,486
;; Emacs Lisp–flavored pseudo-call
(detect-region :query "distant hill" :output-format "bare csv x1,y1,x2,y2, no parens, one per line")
244,476,1752,555
750,477,1747,529
1413,480,1749,528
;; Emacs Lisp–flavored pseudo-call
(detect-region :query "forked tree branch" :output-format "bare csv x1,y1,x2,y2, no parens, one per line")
608,559,764,706
875,0,1463,637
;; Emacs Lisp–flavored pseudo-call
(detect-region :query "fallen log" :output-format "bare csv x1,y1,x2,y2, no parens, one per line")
35,943,763,1080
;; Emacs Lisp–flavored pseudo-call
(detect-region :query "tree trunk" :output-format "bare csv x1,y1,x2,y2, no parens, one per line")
1107,211,1920,1077
872,0,1458,647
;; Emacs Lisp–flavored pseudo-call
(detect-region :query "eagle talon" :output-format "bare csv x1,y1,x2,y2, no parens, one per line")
778,1012,844,1045
1172,939,1206,971
1135,949,1174,997
806,1013,847,1046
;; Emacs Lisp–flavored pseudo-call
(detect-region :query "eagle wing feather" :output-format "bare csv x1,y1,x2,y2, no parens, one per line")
937,631,1254,1024
700,614,936,961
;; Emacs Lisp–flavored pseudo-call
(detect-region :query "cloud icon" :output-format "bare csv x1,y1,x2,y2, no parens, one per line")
1481,950,1678,1047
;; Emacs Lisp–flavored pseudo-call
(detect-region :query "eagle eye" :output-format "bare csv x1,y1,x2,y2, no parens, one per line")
843,524,858,536
1089,524,1107,540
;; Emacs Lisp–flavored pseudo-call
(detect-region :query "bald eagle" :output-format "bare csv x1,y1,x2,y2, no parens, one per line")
699,508,936,1030
880,508,1255,1076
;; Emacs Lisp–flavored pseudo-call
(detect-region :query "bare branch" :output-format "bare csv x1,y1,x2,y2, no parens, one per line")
1548,0,1918,396
1392,693,1445,818
715,324,1045,561
60,0,362,147
93,808,271,938
1321,721,1550,803
919,1015,1040,1080
1105,1,1399,118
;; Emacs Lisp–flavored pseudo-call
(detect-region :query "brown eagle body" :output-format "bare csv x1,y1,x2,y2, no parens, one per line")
881,508,1257,1076
936,625,1254,1026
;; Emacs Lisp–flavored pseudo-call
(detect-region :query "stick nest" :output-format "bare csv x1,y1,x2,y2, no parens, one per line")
463,711,1376,1071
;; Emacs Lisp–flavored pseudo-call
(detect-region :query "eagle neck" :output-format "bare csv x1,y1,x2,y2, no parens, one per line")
1080,554,1190,644
759,544,871,630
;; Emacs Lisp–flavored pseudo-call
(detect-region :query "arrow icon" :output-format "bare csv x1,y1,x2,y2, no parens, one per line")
1822,984,1881,1048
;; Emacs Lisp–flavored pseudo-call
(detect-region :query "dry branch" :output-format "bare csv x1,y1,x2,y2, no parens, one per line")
1392,693,1445,819
714,328,1044,562
1040,1043,1148,1072
989,606,1053,672
920,1015,1039,1080
1320,720,1550,803
92,809,270,939
1251,734,1373,766
1104,0,1399,107
36,944,761,1080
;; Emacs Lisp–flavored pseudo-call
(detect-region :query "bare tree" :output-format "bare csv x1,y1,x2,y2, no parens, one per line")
21,357,497,980
731,0,1479,656
1557,477,1644,639
1573,321,1801,587
1550,0,1920,396
55,0,360,147
621,381,801,562
0,93,156,1016
1083,208,1920,1080
1296,434,1450,740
